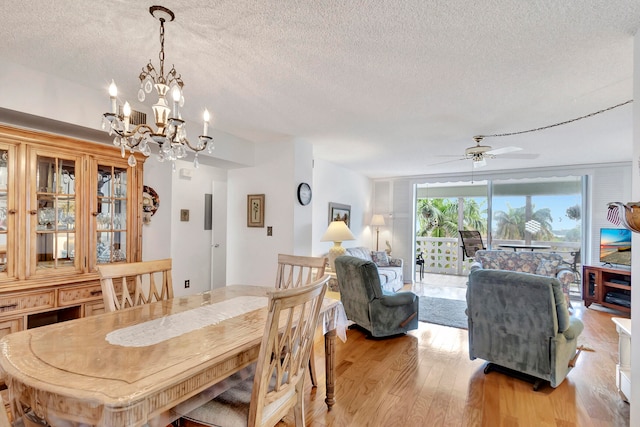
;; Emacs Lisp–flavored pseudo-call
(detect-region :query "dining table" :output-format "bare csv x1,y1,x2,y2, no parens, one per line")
0,284,348,427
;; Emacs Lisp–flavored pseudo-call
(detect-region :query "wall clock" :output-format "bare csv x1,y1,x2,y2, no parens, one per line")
297,182,312,206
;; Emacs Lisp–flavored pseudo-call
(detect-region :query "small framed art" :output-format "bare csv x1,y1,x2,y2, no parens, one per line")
328,202,351,227
247,194,265,227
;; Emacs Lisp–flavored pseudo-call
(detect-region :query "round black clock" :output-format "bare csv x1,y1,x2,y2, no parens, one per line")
297,182,312,205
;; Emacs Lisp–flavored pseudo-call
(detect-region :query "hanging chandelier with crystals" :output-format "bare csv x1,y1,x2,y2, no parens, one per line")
101,5,214,169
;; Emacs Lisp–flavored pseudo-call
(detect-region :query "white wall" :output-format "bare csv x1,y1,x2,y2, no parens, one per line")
630,29,639,427
227,140,298,286
142,158,228,296
141,160,173,261
170,160,228,296
312,159,373,257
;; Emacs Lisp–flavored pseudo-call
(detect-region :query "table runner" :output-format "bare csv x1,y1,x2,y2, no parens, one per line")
106,296,268,347
106,296,349,348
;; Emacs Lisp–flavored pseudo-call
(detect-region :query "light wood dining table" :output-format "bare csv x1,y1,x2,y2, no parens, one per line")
0,285,348,427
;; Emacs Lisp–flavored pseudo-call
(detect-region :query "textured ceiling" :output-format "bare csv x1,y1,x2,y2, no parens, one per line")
1,1,639,178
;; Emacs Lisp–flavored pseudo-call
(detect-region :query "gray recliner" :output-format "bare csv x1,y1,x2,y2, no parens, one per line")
466,269,584,389
334,255,418,338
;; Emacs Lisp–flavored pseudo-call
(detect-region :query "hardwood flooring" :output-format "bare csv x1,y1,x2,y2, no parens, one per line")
282,273,631,427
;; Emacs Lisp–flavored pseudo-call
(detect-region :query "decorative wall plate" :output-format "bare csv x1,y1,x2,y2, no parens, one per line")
142,185,160,216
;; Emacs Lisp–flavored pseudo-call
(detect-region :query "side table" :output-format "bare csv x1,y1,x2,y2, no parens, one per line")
611,317,631,402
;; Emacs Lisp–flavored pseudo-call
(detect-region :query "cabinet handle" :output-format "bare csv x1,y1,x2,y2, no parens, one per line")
29,210,37,215
90,290,102,296
8,209,16,214
0,303,18,310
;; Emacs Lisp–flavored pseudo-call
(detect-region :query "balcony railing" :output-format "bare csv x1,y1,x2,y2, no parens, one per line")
416,237,580,278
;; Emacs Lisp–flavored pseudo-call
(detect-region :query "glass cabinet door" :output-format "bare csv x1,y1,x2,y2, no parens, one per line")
0,146,15,278
95,164,129,265
32,153,80,274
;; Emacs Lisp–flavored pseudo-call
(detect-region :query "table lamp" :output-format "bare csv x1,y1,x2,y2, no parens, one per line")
370,214,385,251
321,220,356,270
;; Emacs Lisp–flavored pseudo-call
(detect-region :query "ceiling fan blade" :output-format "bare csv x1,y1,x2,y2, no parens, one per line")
497,153,540,160
486,146,522,156
425,158,466,167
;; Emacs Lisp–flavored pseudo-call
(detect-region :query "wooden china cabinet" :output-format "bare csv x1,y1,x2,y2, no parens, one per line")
0,124,143,336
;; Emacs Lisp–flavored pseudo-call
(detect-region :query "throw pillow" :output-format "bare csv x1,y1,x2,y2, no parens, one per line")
371,251,390,267
535,259,560,277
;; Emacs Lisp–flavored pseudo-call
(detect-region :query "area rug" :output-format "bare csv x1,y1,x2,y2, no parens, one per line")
418,296,468,329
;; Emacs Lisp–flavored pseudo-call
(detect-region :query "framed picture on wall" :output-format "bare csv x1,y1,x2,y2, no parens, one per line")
328,202,351,227
247,194,265,227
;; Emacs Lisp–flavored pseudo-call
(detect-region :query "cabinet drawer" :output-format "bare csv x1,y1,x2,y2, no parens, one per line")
84,301,106,317
0,318,23,338
59,283,104,305
59,282,122,306
0,291,55,315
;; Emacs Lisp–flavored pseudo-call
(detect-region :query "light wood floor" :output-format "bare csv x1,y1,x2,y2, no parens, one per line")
281,273,631,427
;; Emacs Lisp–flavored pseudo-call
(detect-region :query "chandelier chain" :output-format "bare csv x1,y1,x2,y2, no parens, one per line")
477,100,633,139
159,19,165,82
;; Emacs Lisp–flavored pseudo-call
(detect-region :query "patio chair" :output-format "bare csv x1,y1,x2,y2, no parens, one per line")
459,230,486,261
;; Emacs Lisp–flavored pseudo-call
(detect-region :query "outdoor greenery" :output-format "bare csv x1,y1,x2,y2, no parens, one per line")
416,198,487,237
493,203,554,240
417,198,580,242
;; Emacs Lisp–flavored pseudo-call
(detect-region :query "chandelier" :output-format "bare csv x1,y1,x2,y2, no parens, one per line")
101,5,214,169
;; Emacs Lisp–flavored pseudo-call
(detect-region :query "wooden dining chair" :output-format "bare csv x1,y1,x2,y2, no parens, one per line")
275,254,327,290
96,258,173,312
181,276,329,427
275,254,327,387
0,391,10,427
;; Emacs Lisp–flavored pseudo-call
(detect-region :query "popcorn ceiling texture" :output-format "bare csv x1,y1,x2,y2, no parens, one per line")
1,1,639,177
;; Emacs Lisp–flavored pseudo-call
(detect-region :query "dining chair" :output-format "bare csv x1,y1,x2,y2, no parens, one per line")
96,258,173,312
275,254,327,289
0,392,9,427
274,254,327,387
181,275,329,427
459,230,486,261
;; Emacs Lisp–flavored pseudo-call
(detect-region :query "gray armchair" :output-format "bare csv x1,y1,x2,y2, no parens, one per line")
334,256,418,338
466,269,584,389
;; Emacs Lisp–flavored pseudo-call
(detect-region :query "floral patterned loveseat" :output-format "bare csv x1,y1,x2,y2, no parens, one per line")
344,247,404,293
470,250,575,306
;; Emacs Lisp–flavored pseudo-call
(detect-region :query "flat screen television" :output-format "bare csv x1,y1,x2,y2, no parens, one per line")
599,228,632,267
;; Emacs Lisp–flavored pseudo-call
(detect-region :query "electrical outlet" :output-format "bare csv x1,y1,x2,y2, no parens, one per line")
184,279,190,288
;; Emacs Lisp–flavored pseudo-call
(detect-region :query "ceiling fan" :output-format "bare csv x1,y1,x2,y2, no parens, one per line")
464,136,524,168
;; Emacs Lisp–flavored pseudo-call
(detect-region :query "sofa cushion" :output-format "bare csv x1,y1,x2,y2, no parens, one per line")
345,247,373,261
371,251,390,267
536,258,560,277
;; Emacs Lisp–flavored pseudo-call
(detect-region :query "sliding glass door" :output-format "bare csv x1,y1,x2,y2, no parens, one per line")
415,176,584,280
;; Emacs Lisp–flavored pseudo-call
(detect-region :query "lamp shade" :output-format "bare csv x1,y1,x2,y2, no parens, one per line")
370,214,385,227
321,221,355,270
321,221,356,242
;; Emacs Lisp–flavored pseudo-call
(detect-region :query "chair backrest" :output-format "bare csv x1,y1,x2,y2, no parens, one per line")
459,230,486,259
467,268,580,388
334,256,384,324
97,258,173,312
275,254,327,289
249,276,328,426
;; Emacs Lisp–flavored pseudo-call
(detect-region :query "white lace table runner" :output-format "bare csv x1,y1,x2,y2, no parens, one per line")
106,296,268,347
106,296,349,348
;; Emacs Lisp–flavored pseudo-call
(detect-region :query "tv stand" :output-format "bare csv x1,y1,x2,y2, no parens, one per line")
583,265,631,313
